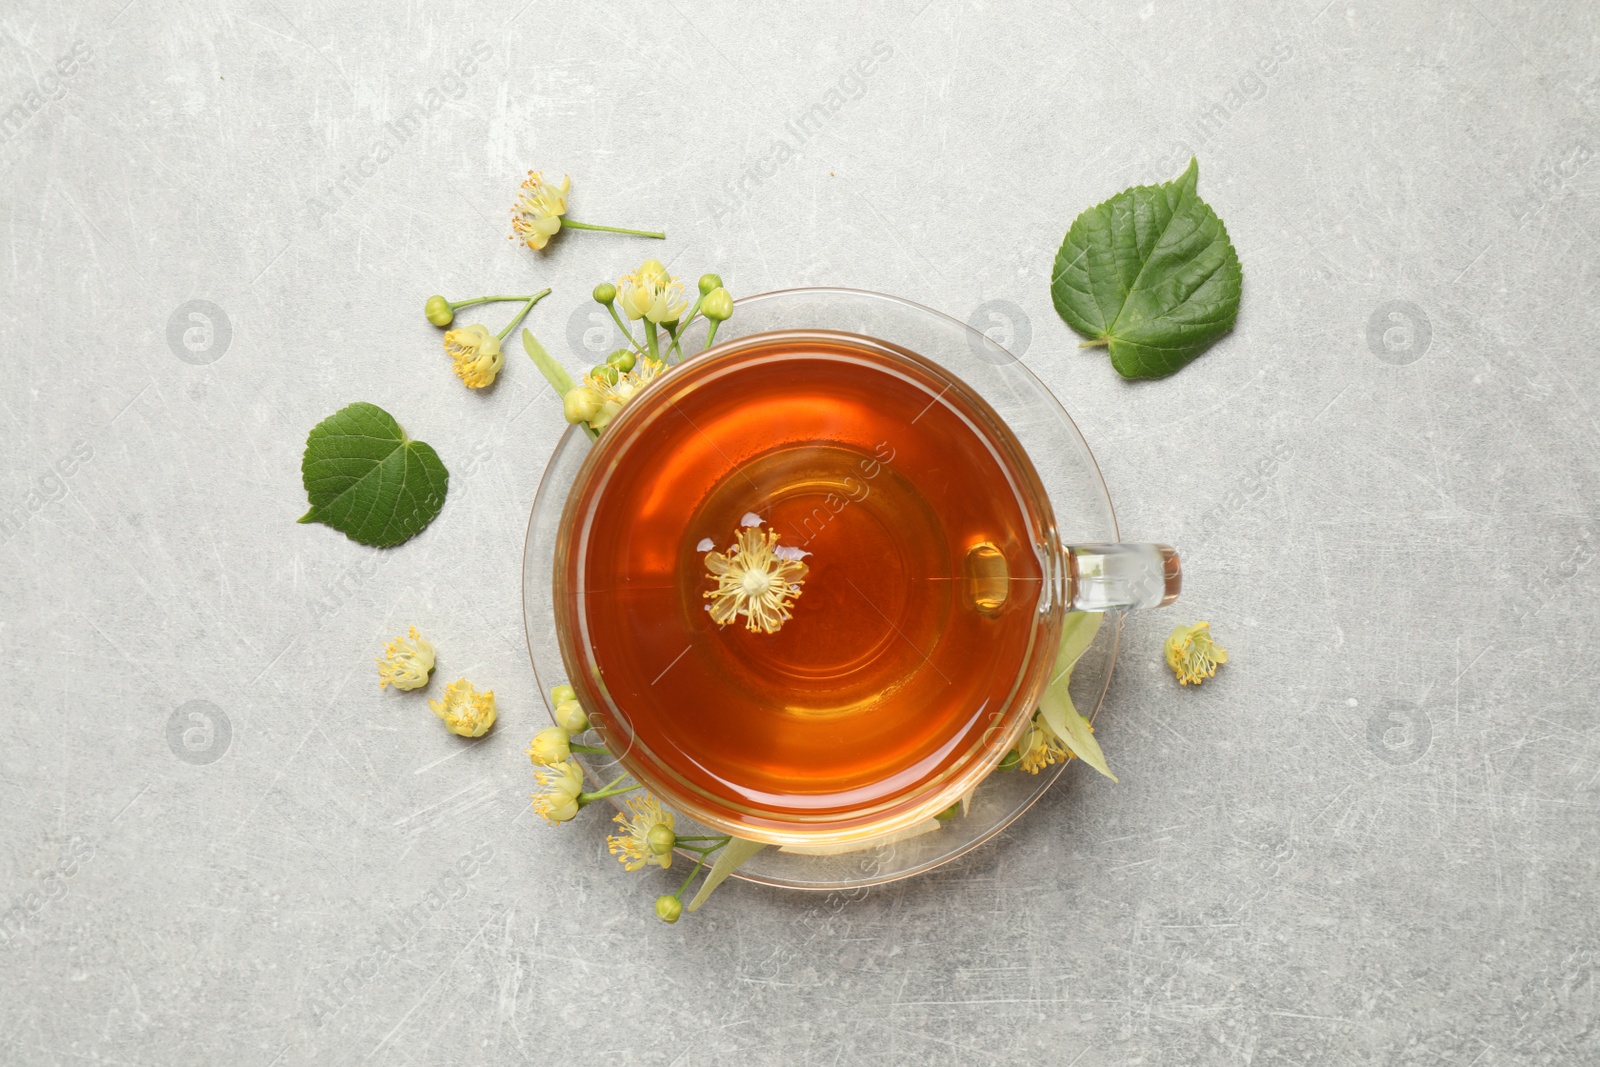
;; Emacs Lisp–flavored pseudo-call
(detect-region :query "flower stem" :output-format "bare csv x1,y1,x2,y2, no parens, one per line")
579,772,641,805
449,294,542,312
604,304,648,357
665,299,705,362
705,320,722,348
495,289,551,341
579,782,641,805
568,743,610,755
644,320,660,362
672,852,709,899
564,219,665,240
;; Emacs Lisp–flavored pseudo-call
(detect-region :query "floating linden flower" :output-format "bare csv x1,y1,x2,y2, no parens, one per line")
704,523,809,634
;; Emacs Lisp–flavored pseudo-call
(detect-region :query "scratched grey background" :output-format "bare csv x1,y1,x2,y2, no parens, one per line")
2,0,1597,1063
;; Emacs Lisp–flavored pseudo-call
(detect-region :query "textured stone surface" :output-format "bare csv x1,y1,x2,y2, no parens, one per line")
3,1,1598,1063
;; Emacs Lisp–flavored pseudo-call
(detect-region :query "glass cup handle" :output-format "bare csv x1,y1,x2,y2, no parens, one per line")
1064,543,1181,611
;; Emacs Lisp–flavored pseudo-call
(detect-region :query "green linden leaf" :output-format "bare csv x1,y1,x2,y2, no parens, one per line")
298,402,449,548
1051,157,1242,379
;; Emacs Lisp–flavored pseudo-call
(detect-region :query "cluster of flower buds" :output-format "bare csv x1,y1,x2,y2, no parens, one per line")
528,683,751,923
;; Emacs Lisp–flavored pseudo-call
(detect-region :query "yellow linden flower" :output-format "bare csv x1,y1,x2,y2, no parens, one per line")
581,357,666,431
429,678,497,737
510,170,570,250
1016,716,1071,774
704,523,809,634
376,627,435,691
617,260,687,323
607,794,675,872
532,759,585,824
1165,621,1228,686
443,323,504,389
526,726,571,766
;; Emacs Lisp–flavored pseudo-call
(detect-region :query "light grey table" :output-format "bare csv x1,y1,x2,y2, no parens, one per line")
3,1,1596,1063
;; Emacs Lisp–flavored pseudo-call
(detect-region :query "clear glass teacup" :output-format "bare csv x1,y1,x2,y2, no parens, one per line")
535,291,1179,848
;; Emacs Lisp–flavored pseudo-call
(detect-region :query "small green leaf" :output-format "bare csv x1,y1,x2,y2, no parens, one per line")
685,837,766,913
1051,158,1242,379
299,402,448,548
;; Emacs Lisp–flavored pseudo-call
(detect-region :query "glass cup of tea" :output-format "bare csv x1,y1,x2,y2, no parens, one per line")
539,290,1180,848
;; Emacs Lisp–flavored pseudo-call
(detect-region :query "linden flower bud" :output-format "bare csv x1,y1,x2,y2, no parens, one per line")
551,683,576,704
376,627,435,691
647,823,676,856
655,895,683,924
563,386,603,424
424,295,453,327
589,363,620,386
593,282,617,305
429,678,497,737
698,273,723,296
443,324,504,389
532,759,585,824
1165,621,1228,686
510,170,570,250
700,287,733,322
606,349,636,372
527,726,572,766
618,260,687,323
554,697,589,733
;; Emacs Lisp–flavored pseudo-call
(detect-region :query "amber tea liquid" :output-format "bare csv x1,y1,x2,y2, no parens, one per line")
560,335,1052,832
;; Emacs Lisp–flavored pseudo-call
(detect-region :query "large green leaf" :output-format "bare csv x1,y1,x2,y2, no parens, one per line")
298,402,449,548
1051,158,1242,379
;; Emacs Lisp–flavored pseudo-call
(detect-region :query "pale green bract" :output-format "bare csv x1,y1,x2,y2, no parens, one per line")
686,838,766,913
1039,611,1117,782
298,402,449,548
1051,158,1242,379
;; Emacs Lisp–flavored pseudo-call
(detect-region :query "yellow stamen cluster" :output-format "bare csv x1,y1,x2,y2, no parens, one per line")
429,678,497,737
1016,716,1072,774
532,759,585,823
1165,621,1228,686
510,171,570,250
443,323,503,389
376,627,435,691
565,356,666,431
703,525,809,634
607,794,676,872
618,260,687,324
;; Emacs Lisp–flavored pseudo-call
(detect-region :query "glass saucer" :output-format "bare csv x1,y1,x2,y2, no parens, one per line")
521,287,1122,891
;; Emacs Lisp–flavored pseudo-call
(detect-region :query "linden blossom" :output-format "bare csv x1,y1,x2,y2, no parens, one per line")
702,521,811,635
